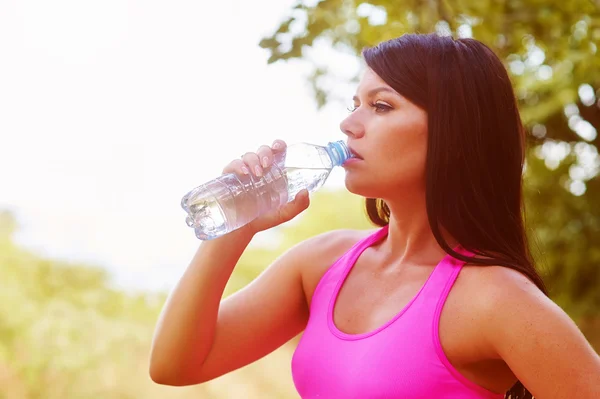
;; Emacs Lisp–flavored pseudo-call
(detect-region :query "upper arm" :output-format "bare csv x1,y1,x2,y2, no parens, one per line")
481,268,600,399
195,229,354,383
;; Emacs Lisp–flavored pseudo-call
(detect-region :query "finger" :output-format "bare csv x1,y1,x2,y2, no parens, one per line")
271,139,287,152
280,190,310,222
289,189,310,213
222,159,250,176
256,145,273,168
241,152,263,177
295,189,310,208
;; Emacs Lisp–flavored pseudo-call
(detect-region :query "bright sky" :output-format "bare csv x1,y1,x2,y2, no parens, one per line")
0,0,362,292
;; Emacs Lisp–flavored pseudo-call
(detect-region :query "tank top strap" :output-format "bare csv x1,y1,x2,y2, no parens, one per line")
308,226,389,314
411,245,475,322
332,225,389,276
334,226,388,277
342,225,389,267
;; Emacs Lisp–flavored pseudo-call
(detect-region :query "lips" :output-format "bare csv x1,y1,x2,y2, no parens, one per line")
347,146,363,160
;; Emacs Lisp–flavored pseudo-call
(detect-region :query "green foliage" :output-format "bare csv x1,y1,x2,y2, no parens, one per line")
0,220,176,398
524,146,600,319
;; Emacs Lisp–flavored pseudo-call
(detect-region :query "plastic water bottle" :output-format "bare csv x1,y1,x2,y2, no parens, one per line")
180,140,353,240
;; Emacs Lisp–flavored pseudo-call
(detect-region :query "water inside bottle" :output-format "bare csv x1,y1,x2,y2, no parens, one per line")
190,199,228,240
284,167,331,198
184,166,332,240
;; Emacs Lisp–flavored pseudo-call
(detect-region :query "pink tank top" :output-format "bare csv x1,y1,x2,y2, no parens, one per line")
291,226,504,399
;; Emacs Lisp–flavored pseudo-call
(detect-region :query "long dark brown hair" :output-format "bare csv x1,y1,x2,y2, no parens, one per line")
362,33,548,399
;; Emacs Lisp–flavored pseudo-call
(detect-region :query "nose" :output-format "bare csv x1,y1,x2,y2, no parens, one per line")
340,112,364,139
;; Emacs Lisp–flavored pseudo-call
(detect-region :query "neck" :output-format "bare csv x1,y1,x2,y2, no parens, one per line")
376,190,458,268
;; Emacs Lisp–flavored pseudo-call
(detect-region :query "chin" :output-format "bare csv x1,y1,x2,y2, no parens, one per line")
343,174,381,198
344,173,418,200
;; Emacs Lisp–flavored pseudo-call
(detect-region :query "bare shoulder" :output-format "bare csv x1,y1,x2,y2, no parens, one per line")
456,263,547,320
464,263,555,327
460,263,545,303
293,228,377,308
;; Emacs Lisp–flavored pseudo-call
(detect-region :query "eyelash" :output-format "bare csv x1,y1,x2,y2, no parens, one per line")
347,102,392,113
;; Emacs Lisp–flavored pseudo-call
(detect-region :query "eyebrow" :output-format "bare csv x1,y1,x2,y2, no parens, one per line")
352,86,398,102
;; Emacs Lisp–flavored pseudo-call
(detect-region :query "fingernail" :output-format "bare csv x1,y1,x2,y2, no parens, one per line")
241,166,250,175
254,165,262,177
262,156,269,168
273,142,281,150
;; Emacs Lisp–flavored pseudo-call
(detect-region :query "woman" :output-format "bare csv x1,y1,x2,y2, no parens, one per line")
149,34,600,398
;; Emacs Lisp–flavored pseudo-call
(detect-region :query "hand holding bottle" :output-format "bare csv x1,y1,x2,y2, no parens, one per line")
221,140,310,235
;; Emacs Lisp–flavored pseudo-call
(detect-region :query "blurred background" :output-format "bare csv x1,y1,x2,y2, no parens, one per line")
1,0,599,397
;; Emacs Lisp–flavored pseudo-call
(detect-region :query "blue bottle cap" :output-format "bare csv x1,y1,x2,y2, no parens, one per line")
327,140,353,166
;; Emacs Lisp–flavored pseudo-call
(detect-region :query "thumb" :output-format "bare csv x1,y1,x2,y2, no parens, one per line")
293,189,310,211
279,189,310,222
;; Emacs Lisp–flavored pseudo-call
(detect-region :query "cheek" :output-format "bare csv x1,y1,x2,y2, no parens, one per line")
379,128,428,185
384,122,427,165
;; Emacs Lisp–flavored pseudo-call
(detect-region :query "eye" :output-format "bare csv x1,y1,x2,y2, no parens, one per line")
372,102,392,113
347,102,392,113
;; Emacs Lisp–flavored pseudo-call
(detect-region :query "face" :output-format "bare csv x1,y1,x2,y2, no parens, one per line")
340,68,428,200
